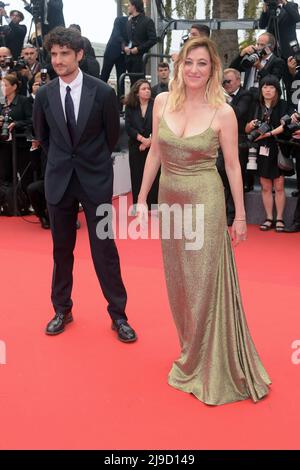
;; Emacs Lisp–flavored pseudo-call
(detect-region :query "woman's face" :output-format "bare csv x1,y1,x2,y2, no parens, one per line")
137,83,151,101
1,79,17,97
183,46,212,90
262,84,277,101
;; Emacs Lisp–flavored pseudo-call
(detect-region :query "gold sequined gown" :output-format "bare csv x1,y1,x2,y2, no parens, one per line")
158,116,271,406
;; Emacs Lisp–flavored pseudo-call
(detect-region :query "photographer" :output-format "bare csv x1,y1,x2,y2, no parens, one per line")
21,44,41,81
124,0,157,86
26,72,50,228
286,55,300,198
22,0,65,36
0,74,33,198
0,46,11,80
218,68,252,225
0,8,27,60
245,75,294,232
259,1,300,60
230,33,285,95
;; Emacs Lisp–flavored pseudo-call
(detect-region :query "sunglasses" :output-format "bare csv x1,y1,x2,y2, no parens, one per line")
223,79,232,85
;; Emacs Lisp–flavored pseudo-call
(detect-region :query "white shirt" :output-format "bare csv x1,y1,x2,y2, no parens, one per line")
227,87,240,103
59,69,83,123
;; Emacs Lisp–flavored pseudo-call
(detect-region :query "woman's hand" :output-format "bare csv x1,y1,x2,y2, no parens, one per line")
231,220,247,246
136,200,148,230
254,132,269,142
31,140,41,150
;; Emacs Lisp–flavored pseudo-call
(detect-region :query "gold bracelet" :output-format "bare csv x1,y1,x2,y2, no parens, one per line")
234,218,246,221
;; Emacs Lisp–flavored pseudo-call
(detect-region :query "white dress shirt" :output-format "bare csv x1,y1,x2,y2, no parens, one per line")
59,69,83,123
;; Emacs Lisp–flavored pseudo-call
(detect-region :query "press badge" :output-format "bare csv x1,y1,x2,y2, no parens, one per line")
259,146,270,157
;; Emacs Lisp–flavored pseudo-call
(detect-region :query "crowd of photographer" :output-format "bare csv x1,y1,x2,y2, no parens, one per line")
0,0,300,233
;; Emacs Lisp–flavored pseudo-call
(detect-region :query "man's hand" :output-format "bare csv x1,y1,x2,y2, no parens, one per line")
0,7,8,17
240,45,256,57
131,47,139,55
287,56,297,77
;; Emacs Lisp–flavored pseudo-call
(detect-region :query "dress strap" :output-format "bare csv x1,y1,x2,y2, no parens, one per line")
209,108,218,128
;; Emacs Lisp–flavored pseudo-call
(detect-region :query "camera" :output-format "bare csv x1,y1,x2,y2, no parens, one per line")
264,0,278,9
40,68,48,86
289,39,300,72
280,113,300,133
0,56,14,72
30,0,43,20
247,120,272,142
241,47,268,69
14,57,27,72
0,106,12,142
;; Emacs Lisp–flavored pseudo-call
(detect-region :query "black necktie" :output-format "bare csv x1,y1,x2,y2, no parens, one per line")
65,86,76,145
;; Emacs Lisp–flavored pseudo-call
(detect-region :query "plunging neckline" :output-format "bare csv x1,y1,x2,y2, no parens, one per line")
161,116,217,140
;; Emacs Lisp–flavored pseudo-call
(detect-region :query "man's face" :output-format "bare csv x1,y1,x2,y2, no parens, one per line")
158,66,169,82
0,48,10,67
22,48,38,66
223,72,241,95
10,12,22,24
50,45,83,78
189,28,201,39
256,35,271,53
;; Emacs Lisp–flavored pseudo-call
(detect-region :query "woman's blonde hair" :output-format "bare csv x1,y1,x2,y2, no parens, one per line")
169,37,225,111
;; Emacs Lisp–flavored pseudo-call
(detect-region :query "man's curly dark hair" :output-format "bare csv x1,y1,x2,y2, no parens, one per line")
44,26,84,53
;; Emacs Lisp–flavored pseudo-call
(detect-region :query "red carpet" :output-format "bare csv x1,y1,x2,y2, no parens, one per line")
0,197,300,450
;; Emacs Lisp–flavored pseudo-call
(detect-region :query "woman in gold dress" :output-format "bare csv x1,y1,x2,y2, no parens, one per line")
137,37,271,405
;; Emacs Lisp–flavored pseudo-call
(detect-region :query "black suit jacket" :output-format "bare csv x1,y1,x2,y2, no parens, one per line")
230,88,252,145
5,22,27,60
125,100,153,142
259,2,300,59
230,53,285,89
104,16,129,62
126,14,157,55
32,73,120,205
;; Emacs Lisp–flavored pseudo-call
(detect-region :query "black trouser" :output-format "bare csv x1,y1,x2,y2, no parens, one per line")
47,172,128,321
100,54,126,101
27,180,47,218
125,55,145,86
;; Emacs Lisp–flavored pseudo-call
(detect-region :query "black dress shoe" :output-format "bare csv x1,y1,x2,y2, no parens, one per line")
45,312,73,336
291,191,299,197
111,319,137,343
39,216,50,229
284,223,300,233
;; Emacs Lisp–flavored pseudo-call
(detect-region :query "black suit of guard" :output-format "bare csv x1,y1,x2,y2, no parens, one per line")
33,74,128,324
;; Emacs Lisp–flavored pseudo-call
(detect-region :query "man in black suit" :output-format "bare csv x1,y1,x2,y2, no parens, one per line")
100,16,128,103
230,32,285,96
151,62,170,98
124,0,157,86
217,68,253,225
23,0,65,36
259,0,300,60
0,9,27,60
33,27,137,342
